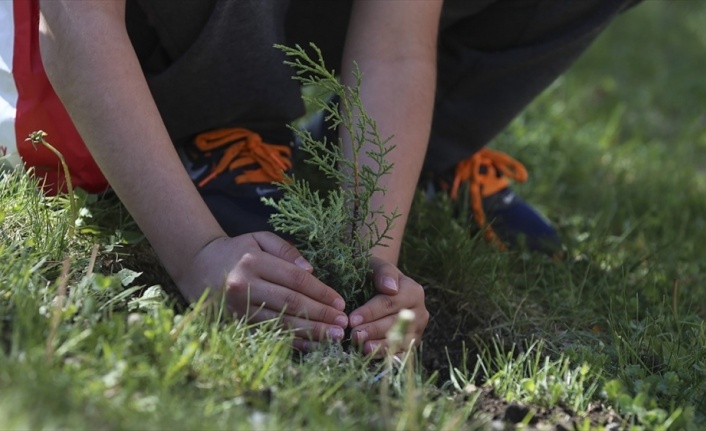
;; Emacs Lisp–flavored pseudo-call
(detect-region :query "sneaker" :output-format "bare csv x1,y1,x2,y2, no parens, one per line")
179,128,293,237
443,148,561,254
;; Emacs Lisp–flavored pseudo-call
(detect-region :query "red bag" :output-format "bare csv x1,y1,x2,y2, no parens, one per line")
1,0,107,194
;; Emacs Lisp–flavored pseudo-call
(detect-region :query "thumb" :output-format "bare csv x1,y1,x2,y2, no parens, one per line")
369,256,400,295
252,231,313,272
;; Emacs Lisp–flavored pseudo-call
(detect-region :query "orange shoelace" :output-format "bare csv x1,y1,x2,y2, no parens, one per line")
193,128,292,188
450,148,528,249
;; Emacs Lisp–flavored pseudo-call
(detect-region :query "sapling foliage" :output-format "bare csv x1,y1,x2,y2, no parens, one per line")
264,43,399,308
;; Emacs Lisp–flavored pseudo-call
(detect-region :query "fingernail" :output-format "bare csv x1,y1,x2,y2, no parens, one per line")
334,315,348,327
350,315,363,327
295,256,313,271
333,298,346,311
328,327,344,341
383,276,398,292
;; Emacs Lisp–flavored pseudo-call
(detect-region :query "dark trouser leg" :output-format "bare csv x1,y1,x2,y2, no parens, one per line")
127,0,303,145
426,0,643,175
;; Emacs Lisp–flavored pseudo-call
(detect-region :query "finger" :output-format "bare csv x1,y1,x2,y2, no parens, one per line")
243,305,346,342
349,293,399,328
351,313,399,345
239,249,346,311
242,278,348,327
291,338,323,353
252,231,313,272
369,256,400,295
349,276,425,327
363,335,420,357
363,339,388,357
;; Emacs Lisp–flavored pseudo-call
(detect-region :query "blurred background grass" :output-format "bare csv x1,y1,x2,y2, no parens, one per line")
567,0,706,144
491,0,706,265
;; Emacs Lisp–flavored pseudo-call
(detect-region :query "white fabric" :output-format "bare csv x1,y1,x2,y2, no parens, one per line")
0,0,20,167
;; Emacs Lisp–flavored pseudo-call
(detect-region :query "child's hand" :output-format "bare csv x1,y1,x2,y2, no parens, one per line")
176,232,349,350
348,256,429,356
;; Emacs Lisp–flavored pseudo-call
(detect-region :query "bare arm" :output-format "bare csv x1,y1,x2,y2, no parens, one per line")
342,0,441,265
39,1,222,281
342,0,442,353
39,0,348,345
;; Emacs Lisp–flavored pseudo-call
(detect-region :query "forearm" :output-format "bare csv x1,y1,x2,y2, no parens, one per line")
39,1,224,289
347,58,436,264
342,1,441,264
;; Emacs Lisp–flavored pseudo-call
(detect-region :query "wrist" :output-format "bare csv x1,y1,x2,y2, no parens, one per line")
371,242,401,266
150,226,225,292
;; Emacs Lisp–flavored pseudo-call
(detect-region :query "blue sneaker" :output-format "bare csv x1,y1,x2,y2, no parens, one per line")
179,128,293,237
445,148,561,255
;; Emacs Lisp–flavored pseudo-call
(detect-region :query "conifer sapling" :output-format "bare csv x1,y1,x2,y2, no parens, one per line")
264,43,400,310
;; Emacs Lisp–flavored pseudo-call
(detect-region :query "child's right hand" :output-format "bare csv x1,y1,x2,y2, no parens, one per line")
175,232,349,350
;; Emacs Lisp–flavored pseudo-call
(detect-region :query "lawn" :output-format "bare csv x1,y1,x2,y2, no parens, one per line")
2,1,706,429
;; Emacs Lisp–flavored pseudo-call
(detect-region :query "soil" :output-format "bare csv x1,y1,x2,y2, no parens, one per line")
102,242,625,430
463,385,623,430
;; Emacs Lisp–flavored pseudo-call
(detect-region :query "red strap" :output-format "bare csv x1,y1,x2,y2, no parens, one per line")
13,0,108,194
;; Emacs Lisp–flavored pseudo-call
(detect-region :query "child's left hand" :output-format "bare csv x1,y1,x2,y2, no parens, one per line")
348,256,429,356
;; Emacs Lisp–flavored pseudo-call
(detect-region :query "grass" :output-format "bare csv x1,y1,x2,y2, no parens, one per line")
2,1,706,429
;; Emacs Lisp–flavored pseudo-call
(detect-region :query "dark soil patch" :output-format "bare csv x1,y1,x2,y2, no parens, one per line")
467,385,623,430
420,284,481,383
